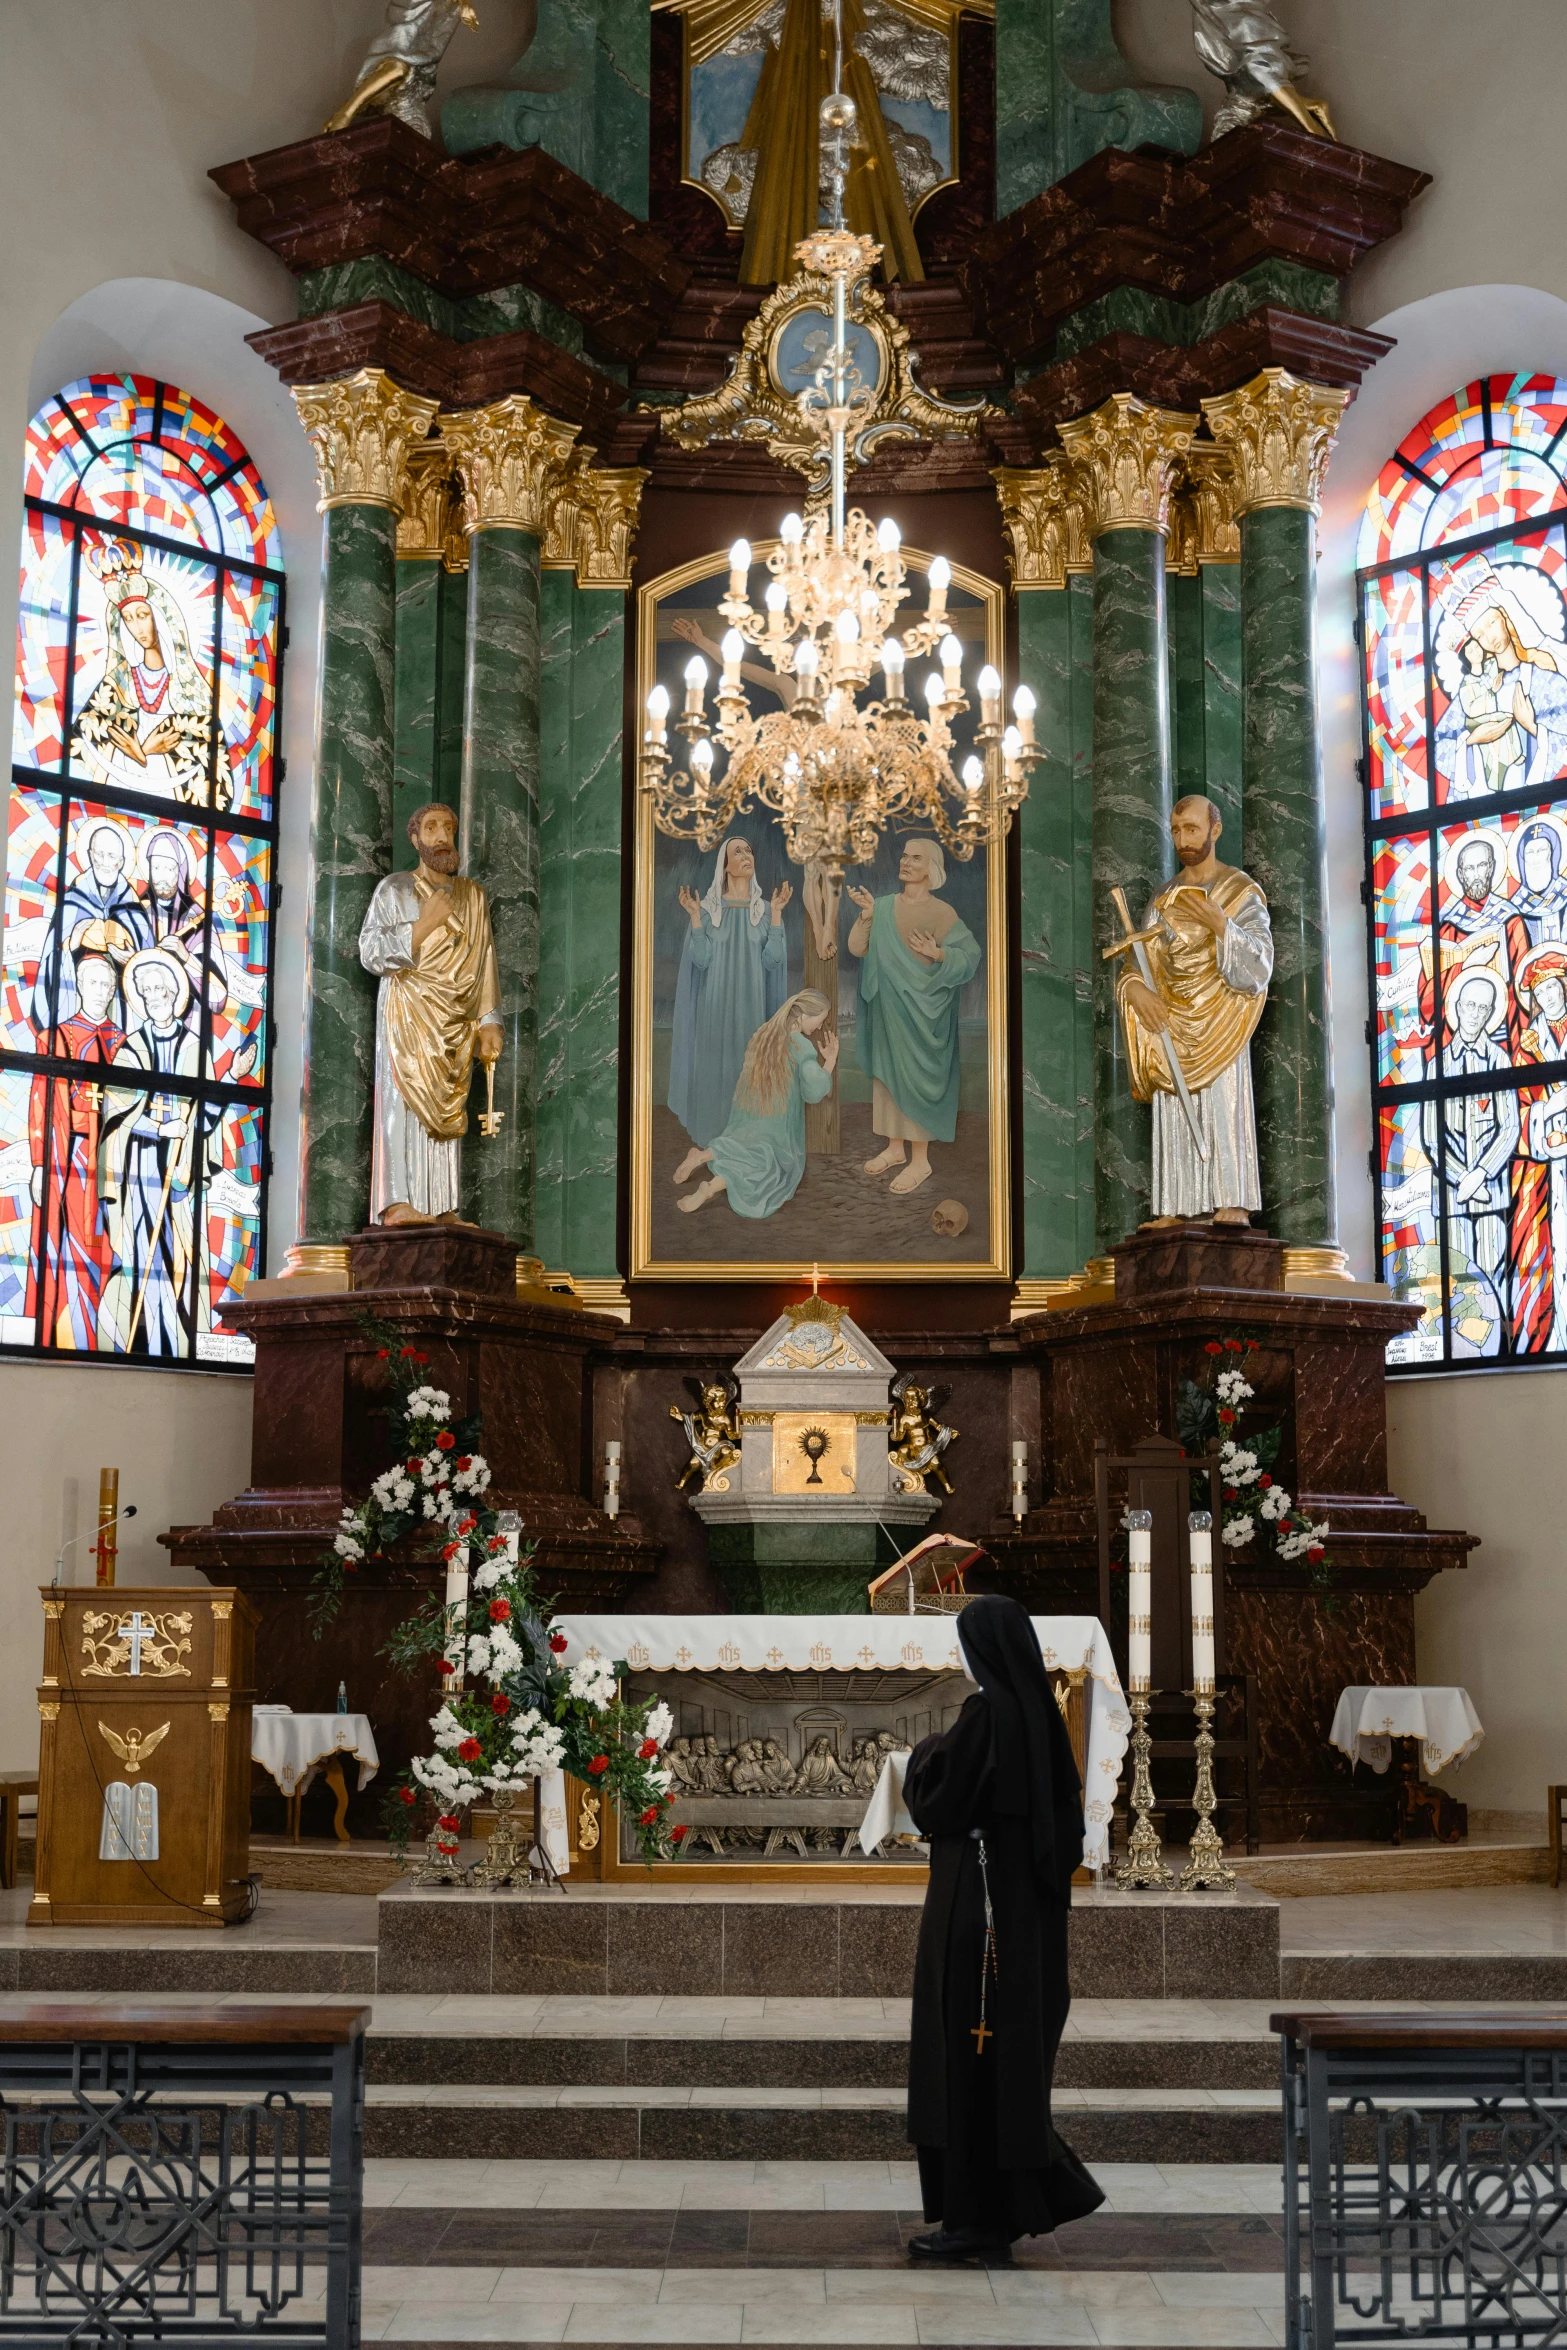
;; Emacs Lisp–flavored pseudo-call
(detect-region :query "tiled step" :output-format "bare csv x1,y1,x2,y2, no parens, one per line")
358,2085,1284,2165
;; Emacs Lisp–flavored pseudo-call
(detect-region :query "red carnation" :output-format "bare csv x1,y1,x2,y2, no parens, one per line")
377,1348,390,1361
640,1806,659,1826
398,1786,416,1806
436,1431,456,1452
489,1599,512,1623
1204,1341,1223,1356
459,1515,477,1535
1224,1487,1237,1502
1259,1474,1272,1489
344,1561,357,1573
416,1352,429,1364
400,1346,419,1359
491,1693,511,1717
587,1754,610,1776
407,1457,423,1474
457,1736,482,1762
1217,1408,1236,1426
1225,1339,1243,1352
1246,1339,1259,1352
437,1814,460,1831
549,1632,569,1654
457,1456,472,1472
437,1658,455,1676
488,1535,506,1554
442,1542,459,1563
1308,1545,1325,1562
671,1824,688,1844
638,1738,658,1761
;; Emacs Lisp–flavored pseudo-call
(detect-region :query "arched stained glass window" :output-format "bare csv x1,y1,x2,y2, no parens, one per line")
3,374,284,1366
1359,374,1567,1369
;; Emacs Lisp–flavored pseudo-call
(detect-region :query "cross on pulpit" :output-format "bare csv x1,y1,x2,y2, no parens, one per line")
971,2020,992,2053
124,1611,157,1676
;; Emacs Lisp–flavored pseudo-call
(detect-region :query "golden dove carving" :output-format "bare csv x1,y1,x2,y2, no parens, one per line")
97,1721,171,1777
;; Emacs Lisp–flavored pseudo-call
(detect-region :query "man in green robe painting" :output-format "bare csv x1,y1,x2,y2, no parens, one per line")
847,837,982,1196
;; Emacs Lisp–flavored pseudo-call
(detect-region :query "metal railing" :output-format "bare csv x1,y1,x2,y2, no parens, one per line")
0,2001,366,2345
1276,2009,1567,2348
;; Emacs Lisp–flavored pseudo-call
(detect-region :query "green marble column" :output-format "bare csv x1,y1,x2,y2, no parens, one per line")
535,570,624,1277
1016,580,1096,1279
299,501,400,1243
458,523,542,1243
1089,526,1172,1250
1240,502,1333,1246
393,556,466,866
1168,565,1242,859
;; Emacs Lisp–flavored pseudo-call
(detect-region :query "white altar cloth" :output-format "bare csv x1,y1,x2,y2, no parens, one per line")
858,1748,919,1854
250,1709,381,1798
1328,1685,1484,1777
550,1613,1129,1871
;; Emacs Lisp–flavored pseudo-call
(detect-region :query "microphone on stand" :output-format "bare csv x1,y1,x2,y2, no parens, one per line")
54,1505,138,1586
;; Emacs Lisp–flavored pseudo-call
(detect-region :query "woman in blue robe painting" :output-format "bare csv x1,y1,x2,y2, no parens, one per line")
676,989,835,1216
847,836,982,1195
670,836,792,1175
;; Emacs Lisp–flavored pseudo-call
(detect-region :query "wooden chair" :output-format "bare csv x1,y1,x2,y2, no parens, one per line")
1550,1785,1567,1889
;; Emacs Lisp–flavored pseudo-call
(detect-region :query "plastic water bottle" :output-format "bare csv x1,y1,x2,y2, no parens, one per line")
336,1680,348,1715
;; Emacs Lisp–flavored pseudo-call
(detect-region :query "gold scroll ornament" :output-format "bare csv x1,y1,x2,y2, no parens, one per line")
80,1611,193,1679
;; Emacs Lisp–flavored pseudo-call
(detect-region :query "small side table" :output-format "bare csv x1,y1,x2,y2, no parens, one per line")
251,1714,379,1844
1329,1686,1483,1845
0,1775,39,1889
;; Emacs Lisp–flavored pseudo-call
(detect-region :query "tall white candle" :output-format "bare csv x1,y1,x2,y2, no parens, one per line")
444,1548,468,1685
1188,1511,1215,1692
1126,1509,1152,1692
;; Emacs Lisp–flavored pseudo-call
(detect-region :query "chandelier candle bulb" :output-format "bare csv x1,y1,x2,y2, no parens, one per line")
881,637,906,700
924,672,944,709
1013,683,1037,747
683,656,707,716
1189,1510,1216,1693
962,756,983,794
878,517,901,551
1127,1508,1153,1692
645,682,669,748
765,581,788,636
727,538,751,596
781,511,804,544
721,629,746,687
977,665,1002,727
940,632,964,693
928,554,950,619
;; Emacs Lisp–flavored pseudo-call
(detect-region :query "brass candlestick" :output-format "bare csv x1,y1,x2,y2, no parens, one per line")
1116,1691,1173,1889
1178,1689,1236,1891
95,1467,119,1588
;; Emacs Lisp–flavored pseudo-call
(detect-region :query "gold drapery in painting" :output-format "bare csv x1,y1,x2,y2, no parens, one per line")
661,0,989,286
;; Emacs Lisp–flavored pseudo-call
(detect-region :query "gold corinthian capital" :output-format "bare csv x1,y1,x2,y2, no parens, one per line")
1056,395,1199,539
992,460,1094,590
395,442,459,560
1199,369,1351,516
291,370,440,513
542,458,650,591
442,395,583,537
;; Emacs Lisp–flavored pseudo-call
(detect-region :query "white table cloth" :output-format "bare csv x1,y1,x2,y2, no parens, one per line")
250,1710,381,1798
1328,1686,1484,1777
858,1748,920,1854
551,1613,1130,1871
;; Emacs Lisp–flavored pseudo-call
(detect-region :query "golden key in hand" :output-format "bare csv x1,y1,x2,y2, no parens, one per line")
478,1055,505,1140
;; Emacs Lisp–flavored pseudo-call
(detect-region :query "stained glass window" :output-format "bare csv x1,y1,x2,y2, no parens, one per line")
1360,375,1567,1368
3,375,283,1365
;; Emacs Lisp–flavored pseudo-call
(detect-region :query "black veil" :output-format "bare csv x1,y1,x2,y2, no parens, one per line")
956,1594,1083,1893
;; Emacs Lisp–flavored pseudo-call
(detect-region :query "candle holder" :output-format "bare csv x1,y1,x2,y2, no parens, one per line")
1178,1689,1236,1891
1115,1692,1174,1889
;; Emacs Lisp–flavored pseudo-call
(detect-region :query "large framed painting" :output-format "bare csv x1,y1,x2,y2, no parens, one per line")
631,542,1010,1282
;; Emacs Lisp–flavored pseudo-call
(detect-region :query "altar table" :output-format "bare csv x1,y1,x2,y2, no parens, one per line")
1328,1686,1484,1777
551,1613,1130,1871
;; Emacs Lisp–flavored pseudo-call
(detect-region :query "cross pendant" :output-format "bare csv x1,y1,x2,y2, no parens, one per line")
971,2020,991,2053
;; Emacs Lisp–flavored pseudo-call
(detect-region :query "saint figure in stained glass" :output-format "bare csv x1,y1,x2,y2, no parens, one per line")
99,950,211,1358
1509,817,1567,945
26,955,124,1350
73,540,223,807
1432,559,1567,803
1509,945,1567,1356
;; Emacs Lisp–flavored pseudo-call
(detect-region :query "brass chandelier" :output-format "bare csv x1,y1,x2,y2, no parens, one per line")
639,37,1041,875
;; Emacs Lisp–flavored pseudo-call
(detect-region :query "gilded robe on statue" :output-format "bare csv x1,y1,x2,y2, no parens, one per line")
359,868,501,1220
1116,865,1273,1219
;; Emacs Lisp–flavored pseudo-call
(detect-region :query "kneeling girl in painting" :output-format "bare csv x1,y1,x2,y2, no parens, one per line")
905,1594,1104,2260
676,989,835,1216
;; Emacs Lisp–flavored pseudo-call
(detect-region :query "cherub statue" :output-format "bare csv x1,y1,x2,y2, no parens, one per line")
670,1374,742,1493
888,1375,958,1496
325,0,482,139
1190,1,1335,139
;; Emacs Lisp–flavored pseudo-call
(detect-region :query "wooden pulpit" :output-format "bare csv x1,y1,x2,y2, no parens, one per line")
30,1586,257,1928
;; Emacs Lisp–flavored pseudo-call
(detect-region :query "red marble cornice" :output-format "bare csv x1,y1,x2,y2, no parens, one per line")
966,120,1431,365
245,302,629,440
210,117,691,362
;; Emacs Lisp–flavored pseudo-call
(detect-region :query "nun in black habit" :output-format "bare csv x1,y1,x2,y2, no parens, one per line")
903,1593,1104,2260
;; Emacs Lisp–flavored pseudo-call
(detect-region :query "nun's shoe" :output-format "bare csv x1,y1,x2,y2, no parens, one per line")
907,2226,1013,2264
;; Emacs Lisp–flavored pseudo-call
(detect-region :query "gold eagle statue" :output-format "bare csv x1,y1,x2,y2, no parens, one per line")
97,1721,171,1777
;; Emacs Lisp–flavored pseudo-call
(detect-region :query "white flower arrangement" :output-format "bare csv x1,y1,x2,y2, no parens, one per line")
1258,1485,1293,1522
645,1702,674,1747
1278,1518,1330,1563
405,1386,451,1421
1221,1514,1256,1547
1215,1369,1254,1405
569,1657,620,1709
1219,1441,1261,1487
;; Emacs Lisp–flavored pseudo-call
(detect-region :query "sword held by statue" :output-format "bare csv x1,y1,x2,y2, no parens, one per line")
1102,885,1208,1162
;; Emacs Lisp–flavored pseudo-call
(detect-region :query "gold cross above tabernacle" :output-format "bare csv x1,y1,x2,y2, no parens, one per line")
971,2021,992,2053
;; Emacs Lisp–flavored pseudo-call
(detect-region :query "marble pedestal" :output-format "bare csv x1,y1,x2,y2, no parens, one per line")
160,1224,658,1831
992,1222,1478,1842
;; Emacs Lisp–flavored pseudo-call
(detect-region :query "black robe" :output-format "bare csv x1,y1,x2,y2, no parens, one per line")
904,1693,1104,2239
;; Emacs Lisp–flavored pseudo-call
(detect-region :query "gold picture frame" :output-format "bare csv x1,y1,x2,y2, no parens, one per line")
631,540,1011,1284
